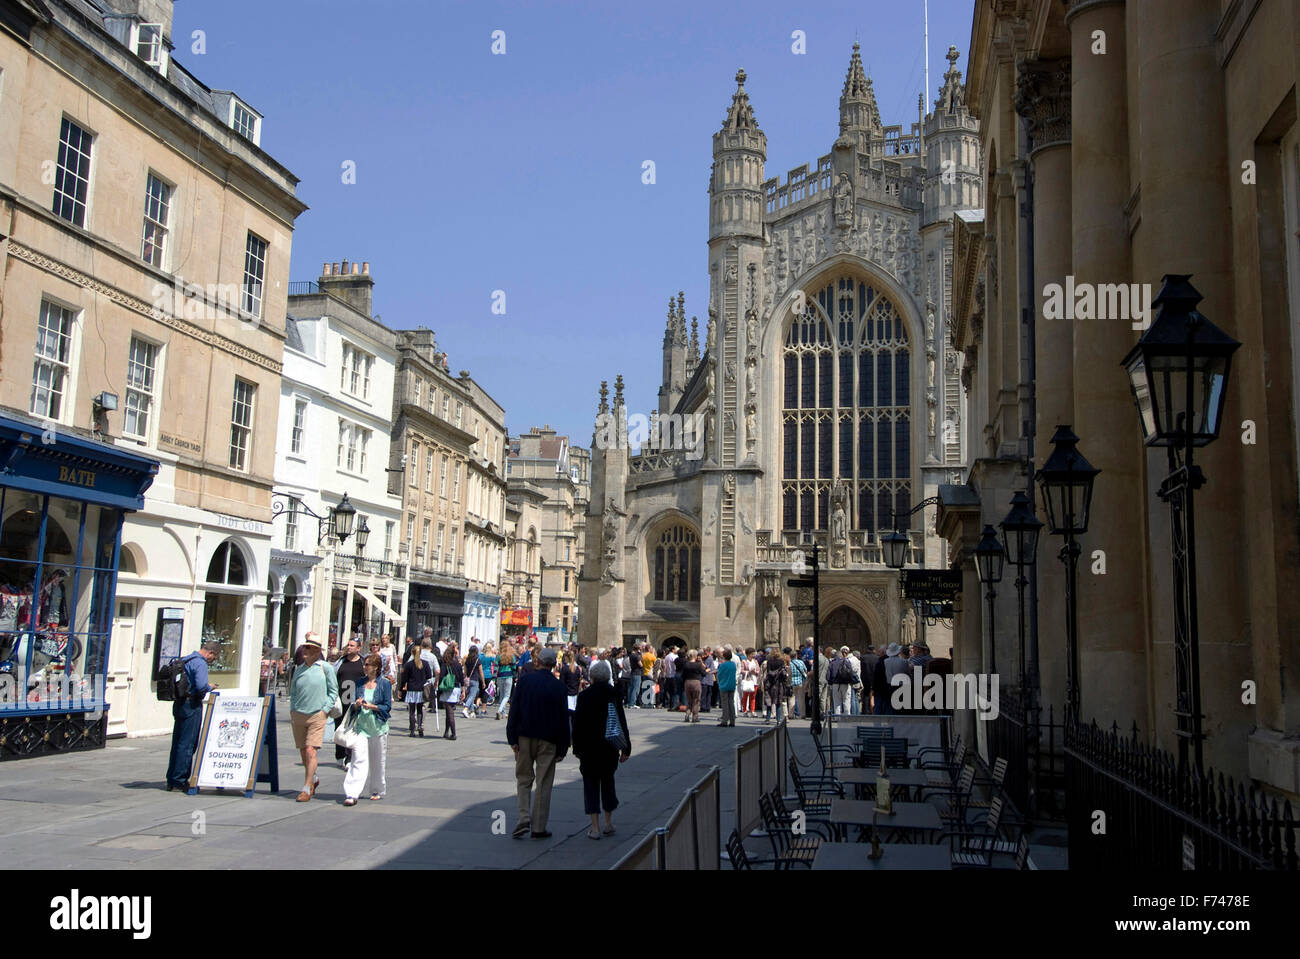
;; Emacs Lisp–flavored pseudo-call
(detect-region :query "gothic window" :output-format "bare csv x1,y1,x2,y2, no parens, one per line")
782,274,911,539
652,524,700,603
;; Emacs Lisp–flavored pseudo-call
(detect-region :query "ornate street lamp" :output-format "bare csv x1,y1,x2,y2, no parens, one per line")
354,517,371,555
270,491,359,546
1121,274,1239,771
1035,426,1099,726
973,525,1005,675
331,493,357,543
999,491,1043,695
881,528,911,571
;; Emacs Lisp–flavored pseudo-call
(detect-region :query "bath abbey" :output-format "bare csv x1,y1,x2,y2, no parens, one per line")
579,45,981,655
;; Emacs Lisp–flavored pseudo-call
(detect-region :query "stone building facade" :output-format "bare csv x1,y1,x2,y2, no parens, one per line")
273,263,406,656
508,427,589,642
944,0,1300,796
0,0,305,738
580,46,979,655
390,328,506,650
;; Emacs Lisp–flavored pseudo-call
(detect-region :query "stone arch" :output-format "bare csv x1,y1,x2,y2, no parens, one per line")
118,542,147,577
816,584,888,646
638,510,702,606
822,605,871,650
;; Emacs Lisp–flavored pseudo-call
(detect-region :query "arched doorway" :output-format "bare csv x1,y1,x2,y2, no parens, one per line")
823,605,870,650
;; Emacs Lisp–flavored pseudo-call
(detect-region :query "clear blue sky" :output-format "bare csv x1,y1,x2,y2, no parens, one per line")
173,0,974,444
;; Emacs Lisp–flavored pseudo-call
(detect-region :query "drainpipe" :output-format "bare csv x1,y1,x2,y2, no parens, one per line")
1020,114,1041,718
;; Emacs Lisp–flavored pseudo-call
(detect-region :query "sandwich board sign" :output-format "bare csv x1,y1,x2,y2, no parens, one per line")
188,694,278,797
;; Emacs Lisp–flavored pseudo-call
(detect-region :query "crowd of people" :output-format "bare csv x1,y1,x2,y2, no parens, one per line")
167,629,947,836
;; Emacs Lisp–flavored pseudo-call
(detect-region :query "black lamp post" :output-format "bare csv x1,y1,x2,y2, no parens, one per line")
882,529,911,571
1035,426,1099,726
973,525,1005,675
1121,274,1239,771
999,491,1043,696
270,491,359,546
354,518,371,555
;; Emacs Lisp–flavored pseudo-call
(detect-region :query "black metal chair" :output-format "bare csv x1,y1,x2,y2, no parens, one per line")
788,755,844,815
812,729,858,775
965,756,1008,811
916,733,962,766
758,792,821,869
943,795,1025,869
922,763,977,826
919,740,969,786
725,827,776,870
768,787,836,840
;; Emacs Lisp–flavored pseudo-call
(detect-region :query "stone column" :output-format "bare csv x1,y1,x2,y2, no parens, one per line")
1067,0,1148,732
1015,58,1074,717
1129,0,1244,771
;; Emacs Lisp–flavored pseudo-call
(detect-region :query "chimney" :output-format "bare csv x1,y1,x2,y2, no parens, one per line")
101,1,175,37
318,258,375,316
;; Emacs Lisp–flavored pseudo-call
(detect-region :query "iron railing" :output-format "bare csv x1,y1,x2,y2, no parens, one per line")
1065,719,1298,871
287,281,319,296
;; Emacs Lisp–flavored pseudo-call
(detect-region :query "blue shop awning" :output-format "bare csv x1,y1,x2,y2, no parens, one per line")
0,412,158,512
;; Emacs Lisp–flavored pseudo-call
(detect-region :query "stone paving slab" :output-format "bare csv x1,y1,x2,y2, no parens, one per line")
0,697,771,869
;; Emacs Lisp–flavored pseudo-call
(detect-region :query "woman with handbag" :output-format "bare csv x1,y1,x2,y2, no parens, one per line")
341,653,391,806
572,659,631,840
763,651,791,723
438,642,464,740
495,642,516,720
400,650,432,737
739,650,761,717
462,646,485,720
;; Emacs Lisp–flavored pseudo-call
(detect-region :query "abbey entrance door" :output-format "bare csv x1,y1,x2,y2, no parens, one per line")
823,606,870,650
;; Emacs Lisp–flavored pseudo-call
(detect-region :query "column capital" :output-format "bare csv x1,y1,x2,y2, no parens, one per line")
1014,57,1072,153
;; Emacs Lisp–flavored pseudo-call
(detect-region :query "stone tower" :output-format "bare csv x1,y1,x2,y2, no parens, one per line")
658,292,688,418
706,67,766,620
578,377,628,650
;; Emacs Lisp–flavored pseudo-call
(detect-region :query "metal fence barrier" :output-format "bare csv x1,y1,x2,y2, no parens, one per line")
735,720,787,837
611,765,722,870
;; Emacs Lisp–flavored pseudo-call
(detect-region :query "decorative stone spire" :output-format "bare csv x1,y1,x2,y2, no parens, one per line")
690,317,700,361
936,45,966,115
840,42,883,136
613,374,625,409
675,291,688,345
720,68,761,133
598,380,609,415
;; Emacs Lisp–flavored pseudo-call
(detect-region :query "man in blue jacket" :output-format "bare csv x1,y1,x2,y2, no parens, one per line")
506,647,570,838
165,641,219,791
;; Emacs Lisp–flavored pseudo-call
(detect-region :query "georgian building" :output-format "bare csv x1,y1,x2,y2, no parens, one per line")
272,262,406,656
0,0,305,744
507,427,589,642
943,0,1300,799
391,328,507,649
579,46,979,656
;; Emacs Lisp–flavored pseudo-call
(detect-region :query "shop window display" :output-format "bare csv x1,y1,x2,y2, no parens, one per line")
202,540,248,676
0,491,122,713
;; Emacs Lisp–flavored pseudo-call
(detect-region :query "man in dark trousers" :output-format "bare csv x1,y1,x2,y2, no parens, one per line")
506,647,570,839
165,641,219,791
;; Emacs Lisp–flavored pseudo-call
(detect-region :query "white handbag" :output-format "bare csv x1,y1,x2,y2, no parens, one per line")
321,662,344,719
334,709,360,750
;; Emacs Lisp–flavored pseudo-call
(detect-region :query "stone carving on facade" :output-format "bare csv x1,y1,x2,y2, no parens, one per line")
702,565,715,586
739,509,754,535
744,405,757,455
833,173,854,227
705,509,717,536
865,585,887,607
900,608,917,647
601,498,622,585
830,482,849,568
1014,58,1072,153
746,263,757,313
764,599,781,645
725,263,739,286
741,563,754,587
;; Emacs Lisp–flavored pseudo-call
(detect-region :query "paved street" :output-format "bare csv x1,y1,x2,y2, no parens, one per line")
0,700,771,870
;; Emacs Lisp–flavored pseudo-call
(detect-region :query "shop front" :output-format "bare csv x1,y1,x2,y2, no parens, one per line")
408,584,463,644
500,606,532,641
460,590,500,652
0,413,157,761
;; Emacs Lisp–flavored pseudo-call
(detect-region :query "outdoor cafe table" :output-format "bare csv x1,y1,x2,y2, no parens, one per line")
836,767,932,801
828,799,945,844
812,841,952,871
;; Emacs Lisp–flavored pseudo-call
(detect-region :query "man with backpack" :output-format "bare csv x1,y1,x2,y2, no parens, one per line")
828,648,857,717
164,641,220,791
